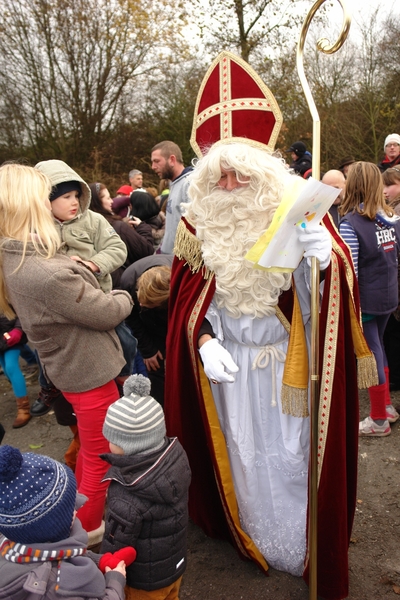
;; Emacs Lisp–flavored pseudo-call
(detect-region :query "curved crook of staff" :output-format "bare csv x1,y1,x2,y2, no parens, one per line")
295,2,351,599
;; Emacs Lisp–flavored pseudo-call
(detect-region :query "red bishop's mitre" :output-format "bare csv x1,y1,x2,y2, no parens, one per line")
190,50,282,158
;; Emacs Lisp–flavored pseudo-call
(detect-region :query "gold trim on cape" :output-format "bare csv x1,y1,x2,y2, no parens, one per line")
197,358,269,572
187,275,215,397
275,306,290,334
280,285,309,418
317,252,340,484
174,220,211,280
184,259,269,571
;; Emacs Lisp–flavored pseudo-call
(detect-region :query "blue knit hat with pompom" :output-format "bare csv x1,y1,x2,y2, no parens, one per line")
0,445,77,544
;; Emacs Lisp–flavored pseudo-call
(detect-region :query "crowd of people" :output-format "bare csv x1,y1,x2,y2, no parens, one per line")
0,114,400,600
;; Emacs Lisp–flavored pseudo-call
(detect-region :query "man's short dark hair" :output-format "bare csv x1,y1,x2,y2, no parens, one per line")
151,140,183,164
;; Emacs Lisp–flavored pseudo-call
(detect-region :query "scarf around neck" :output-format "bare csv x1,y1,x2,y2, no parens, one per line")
0,519,105,596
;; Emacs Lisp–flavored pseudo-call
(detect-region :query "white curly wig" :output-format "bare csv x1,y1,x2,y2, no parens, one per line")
184,143,293,318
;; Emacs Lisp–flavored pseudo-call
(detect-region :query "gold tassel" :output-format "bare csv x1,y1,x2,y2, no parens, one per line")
281,384,309,417
357,354,379,389
173,220,211,279
279,284,309,418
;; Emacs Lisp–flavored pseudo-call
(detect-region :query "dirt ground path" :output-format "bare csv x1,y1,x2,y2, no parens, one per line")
1,374,399,599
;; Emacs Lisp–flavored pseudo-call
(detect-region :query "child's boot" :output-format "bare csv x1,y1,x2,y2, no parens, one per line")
64,425,81,472
13,396,31,428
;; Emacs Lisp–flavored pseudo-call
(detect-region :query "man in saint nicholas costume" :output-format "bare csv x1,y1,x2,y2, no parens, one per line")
164,52,377,600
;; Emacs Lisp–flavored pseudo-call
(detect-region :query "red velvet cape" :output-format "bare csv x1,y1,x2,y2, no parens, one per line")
165,215,360,600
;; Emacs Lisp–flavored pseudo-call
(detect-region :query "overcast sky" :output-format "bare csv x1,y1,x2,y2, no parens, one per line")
298,0,397,53
329,0,396,35
349,0,394,16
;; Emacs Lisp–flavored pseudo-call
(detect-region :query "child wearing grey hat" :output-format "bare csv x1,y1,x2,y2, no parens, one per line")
100,374,191,600
0,445,129,600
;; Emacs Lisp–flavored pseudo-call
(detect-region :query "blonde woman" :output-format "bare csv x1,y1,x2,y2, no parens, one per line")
339,162,400,436
0,163,132,543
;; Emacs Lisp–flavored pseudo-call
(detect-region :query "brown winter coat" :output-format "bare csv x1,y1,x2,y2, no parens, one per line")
2,240,133,392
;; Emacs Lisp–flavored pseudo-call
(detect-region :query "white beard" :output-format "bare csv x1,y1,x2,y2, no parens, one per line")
185,186,292,319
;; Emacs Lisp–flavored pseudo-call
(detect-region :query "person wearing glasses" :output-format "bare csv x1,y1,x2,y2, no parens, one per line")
378,133,400,173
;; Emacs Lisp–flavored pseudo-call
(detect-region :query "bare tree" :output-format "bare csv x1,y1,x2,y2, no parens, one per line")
0,0,187,164
253,8,400,170
190,0,328,64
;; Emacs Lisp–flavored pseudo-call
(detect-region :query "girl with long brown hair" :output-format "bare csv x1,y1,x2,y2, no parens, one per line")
339,161,400,436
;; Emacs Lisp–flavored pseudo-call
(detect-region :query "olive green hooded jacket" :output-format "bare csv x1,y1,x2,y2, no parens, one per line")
35,160,127,293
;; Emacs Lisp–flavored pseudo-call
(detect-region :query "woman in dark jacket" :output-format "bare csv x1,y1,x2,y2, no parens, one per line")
112,191,165,251
89,183,154,288
0,315,29,428
130,191,165,251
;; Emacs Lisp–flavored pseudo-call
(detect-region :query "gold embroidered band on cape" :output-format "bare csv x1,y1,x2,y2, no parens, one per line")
187,275,216,398
280,284,309,418
173,220,211,280
197,357,269,573
317,251,340,484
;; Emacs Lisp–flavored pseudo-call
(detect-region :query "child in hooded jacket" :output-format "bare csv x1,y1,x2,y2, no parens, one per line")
0,445,131,600
35,159,127,293
33,161,137,386
0,163,133,545
100,375,191,600
29,162,138,510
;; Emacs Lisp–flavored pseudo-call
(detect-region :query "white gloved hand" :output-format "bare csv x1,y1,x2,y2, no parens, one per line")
198,338,239,383
297,223,332,270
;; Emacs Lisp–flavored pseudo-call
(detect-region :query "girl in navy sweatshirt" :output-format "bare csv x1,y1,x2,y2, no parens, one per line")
339,161,400,436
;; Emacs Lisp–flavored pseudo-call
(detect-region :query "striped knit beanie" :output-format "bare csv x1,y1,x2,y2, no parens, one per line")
103,375,166,455
0,446,76,544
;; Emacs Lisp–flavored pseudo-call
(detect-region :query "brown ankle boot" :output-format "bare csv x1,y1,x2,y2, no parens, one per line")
64,425,81,472
13,396,31,428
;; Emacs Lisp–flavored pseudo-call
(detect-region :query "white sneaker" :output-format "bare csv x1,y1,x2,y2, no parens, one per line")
386,405,400,423
359,416,391,437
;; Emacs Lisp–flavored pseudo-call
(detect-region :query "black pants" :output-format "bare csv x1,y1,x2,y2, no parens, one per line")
383,314,400,389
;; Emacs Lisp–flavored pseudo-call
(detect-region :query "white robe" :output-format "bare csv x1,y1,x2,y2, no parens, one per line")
205,264,312,575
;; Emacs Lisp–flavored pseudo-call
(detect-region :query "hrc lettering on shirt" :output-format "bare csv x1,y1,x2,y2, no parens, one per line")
376,226,396,252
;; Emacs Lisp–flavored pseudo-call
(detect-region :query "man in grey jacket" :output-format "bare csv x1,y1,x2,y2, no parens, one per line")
151,140,193,254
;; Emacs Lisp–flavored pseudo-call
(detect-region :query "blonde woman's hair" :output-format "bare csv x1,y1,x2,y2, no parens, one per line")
137,265,171,308
0,163,61,317
339,161,392,219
